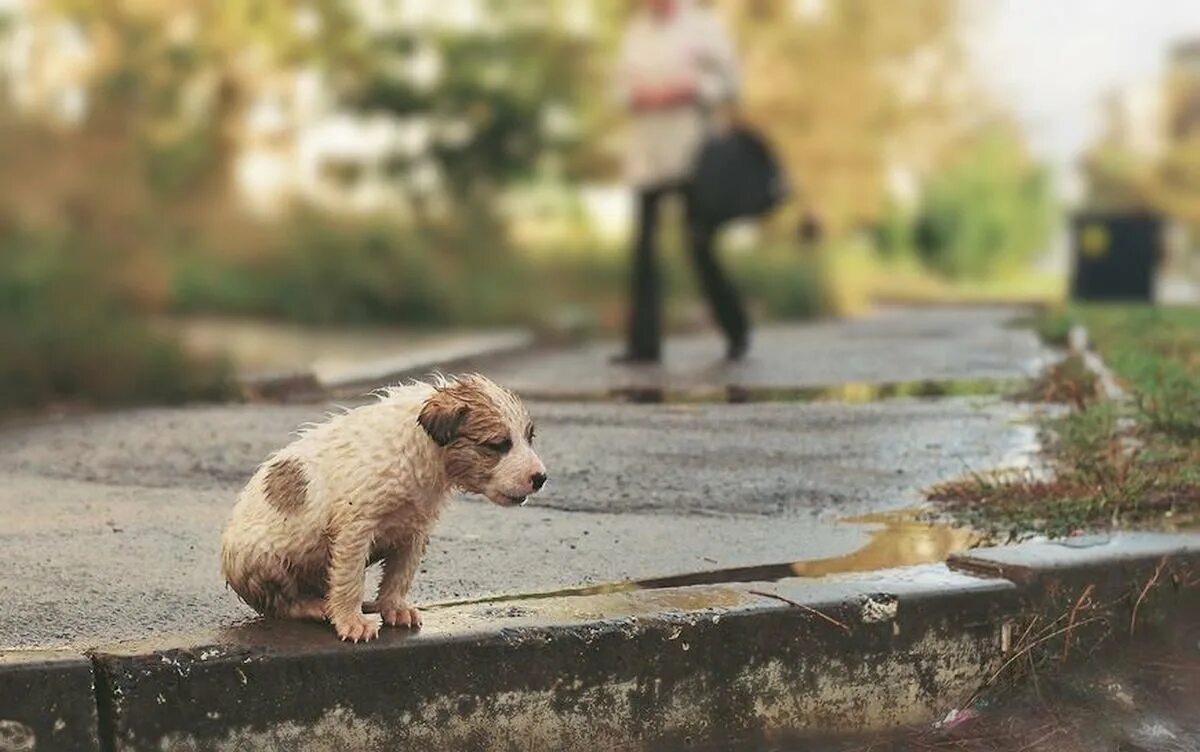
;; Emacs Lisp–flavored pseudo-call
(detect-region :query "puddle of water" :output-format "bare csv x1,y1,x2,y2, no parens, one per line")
426,509,979,612
795,510,980,575
637,510,979,589
527,378,1024,405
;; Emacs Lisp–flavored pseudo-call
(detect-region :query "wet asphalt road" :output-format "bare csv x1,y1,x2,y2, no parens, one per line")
0,306,1050,649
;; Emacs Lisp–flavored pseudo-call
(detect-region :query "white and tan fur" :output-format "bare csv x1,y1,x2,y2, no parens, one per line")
221,374,547,642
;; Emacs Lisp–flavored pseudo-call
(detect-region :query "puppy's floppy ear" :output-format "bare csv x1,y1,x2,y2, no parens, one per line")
418,392,469,446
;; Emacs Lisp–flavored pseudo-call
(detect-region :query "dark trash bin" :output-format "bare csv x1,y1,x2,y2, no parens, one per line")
1070,212,1164,301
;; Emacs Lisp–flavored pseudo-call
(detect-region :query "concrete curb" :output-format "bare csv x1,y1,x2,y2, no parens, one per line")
240,330,536,403
92,566,1018,752
3,533,1198,752
1066,323,1128,401
0,651,98,752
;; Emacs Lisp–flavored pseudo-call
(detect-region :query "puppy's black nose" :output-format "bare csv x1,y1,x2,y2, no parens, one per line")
531,473,547,492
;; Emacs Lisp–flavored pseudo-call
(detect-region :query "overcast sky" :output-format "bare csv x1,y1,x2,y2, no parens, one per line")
966,0,1200,196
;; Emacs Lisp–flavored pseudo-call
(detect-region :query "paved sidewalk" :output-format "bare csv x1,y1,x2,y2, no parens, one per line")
0,306,1048,650
484,305,1047,396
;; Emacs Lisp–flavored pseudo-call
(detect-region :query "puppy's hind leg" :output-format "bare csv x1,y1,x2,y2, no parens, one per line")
277,565,332,621
227,566,303,620
280,598,327,621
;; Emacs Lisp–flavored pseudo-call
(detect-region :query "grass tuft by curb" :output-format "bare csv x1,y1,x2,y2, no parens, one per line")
930,305,1200,538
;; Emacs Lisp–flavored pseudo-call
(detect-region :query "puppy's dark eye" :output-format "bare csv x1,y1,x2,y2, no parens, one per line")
482,438,512,454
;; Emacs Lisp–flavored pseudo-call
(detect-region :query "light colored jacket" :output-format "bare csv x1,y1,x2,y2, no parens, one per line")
615,1,740,189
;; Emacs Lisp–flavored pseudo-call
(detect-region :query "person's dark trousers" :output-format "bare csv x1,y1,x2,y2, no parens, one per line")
624,184,668,360
622,183,749,361
685,188,749,358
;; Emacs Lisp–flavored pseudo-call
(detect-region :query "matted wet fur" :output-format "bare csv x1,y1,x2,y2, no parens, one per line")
220,374,547,642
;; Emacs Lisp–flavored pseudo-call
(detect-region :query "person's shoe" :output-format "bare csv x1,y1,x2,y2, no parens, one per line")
725,331,749,362
609,351,660,365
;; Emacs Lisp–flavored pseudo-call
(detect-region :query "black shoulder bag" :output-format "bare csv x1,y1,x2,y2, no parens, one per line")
688,123,790,228
685,56,790,228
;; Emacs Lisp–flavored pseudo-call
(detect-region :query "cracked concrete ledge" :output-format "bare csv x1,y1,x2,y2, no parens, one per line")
0,651,97,752
2,533,1197,752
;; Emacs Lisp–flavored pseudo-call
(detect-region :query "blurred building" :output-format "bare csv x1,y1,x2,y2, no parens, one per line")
1098,83,1165,160
1162,37,1200,302
1085,36,1200,169
1167,38,1200,138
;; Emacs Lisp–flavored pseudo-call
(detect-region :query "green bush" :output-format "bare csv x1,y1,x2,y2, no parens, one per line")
174,219,454,324
172,214,562,327
736,251,827,320
170,217,832,331
910,128,1056,280
0,226,231,411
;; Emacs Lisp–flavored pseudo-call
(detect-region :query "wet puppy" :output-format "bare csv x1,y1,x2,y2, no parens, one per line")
221,374,547,642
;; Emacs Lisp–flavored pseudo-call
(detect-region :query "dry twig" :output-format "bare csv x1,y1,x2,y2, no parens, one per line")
981,616,1106,691
1061,584,1094,664
1130,557,1167,636
749,589,852,634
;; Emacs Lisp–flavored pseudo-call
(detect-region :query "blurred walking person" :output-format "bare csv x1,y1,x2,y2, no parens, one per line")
612,0,749,363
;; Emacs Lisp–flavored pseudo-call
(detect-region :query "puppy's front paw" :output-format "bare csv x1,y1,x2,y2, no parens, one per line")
380,602,422,629
332,613,379,643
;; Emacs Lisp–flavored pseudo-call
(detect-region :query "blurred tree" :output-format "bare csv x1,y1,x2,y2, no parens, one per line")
1080,146,1158,213
11,1,623,237
0,0,365,303
909,124,1054,279
1155,139,1200,234
347,1,619,223
712,0,988,235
